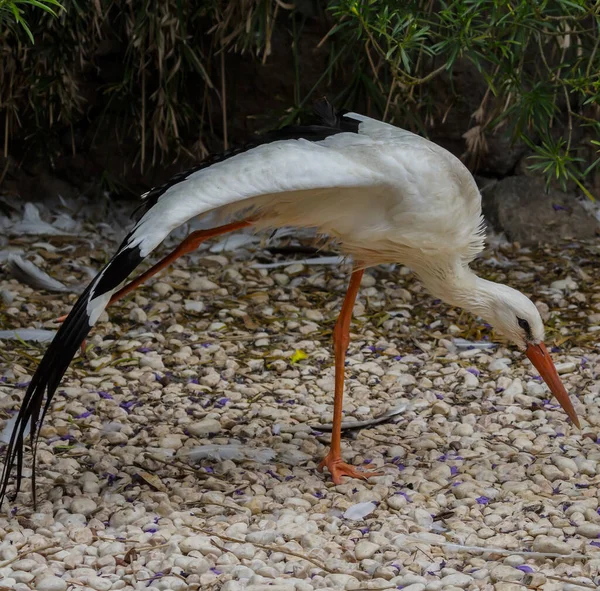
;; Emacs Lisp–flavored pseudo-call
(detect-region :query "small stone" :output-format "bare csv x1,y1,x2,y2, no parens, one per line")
153,282,173,296
576,523,600,538
490,565,523,582
555,361,576,374
11,559,37,571
179,535,212,554
489,359,509,372
531,535,572,555
503,378,523,397
432,401,450,416
463,372,479,388
439,573,473,588
187,419,222,436
185,300,205,313
36,576,67,591
323,574,360,589
553,456,578,475
354,540,379,560
129,307,147,323
139,354,164,370
85,575,112,591
189,276,219,291
70,497,97,516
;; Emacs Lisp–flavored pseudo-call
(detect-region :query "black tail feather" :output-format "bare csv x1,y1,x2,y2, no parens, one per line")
0,242,144,508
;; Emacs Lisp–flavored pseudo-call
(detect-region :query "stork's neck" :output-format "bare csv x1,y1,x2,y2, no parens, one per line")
412,259,496,318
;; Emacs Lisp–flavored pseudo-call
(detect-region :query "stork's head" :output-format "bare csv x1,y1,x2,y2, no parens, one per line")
479,282,579,427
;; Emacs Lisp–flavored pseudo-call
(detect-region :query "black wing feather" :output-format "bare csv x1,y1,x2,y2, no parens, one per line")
0,242,144,507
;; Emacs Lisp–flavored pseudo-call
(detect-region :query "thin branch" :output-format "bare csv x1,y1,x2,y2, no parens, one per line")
220,51,228,150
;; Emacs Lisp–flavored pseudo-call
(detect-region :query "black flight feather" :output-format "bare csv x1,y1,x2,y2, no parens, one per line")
0,242,144,507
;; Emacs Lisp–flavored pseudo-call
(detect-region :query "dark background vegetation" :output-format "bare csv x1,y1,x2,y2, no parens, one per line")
0,0,599,203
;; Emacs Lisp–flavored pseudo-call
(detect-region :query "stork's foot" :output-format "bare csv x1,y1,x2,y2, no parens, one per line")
317,452,382,485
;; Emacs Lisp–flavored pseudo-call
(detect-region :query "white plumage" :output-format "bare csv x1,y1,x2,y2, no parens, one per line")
0,99,578,504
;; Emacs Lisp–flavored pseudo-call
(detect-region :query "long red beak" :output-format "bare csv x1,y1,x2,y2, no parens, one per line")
525,342,580,428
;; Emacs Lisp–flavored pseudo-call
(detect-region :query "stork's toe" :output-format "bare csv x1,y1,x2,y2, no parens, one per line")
317,452,381,485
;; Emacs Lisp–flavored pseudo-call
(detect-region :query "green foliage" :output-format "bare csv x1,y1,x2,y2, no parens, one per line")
0,0,598,201
329,0,600,199
0,1,288,169
0,0,64,42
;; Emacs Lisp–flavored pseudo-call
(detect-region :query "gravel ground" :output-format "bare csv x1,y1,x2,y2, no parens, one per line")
1,200,600,591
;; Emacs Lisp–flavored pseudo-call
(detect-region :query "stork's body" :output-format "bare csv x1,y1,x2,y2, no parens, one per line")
0,101,578,505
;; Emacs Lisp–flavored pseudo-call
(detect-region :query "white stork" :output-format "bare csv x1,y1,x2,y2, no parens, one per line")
0,99,578,506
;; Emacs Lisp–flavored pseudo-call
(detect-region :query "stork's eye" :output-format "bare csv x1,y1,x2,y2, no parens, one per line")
517,317,530,332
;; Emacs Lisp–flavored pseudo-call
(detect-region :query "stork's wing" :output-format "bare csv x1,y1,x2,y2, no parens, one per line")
0,105,388,505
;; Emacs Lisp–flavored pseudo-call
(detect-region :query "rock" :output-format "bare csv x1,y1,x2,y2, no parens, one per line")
555,362,576,374
503,378,523,397
70,497,97,516
490,565,523,582
531,535,572,555
179,535,212,554
189,276,218,291
185,300,205,313
36,576,67,591
576,523,600,538
153,282,173,296
553,456,578,475
85,575,112,591
463,372,479,388
129,307,147,323
354,540,379,560
187,419,222,436
489,359,509,372
11,559,38,571
439,573,473,588
482,176,597,245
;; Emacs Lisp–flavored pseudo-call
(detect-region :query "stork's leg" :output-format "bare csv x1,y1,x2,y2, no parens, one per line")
317,267,382,484
57,219,253,322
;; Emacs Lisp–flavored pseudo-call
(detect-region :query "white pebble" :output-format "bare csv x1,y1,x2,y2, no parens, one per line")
36,576,67,591
531,535,572,555
70,497,97,516
555,362,576,374
84,575,112,591
153,282,173,296
187,419,222,436
439,573,473,588
576,523,600,538
354,540,379,560
129,307,147,323
179,535,212,554
189,277,219,291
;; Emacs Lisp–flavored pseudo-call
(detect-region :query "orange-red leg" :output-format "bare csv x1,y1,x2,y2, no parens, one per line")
317,266,382,484
57,219,253,322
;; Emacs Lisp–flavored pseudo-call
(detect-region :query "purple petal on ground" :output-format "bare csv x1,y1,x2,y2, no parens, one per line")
476,496,490,505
